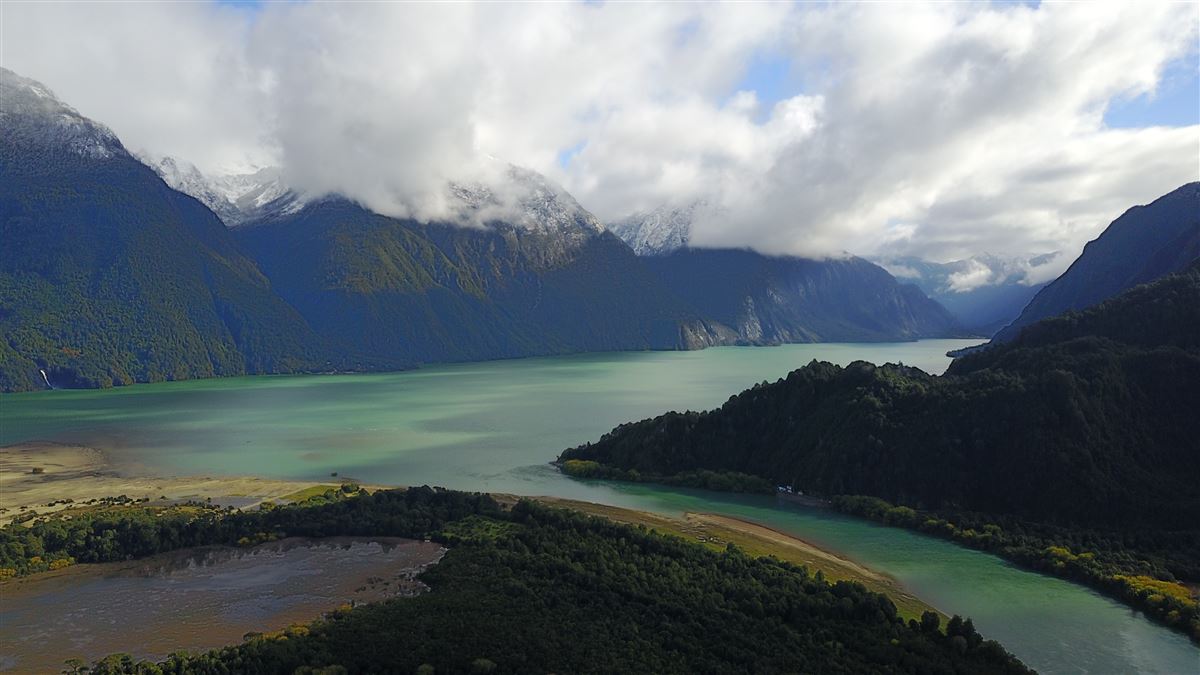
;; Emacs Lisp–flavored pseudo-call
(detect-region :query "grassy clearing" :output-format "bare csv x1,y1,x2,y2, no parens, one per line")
278,485,343,503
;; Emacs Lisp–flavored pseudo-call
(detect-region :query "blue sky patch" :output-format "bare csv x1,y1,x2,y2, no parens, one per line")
1104,53,1199,129
557,141,587,169
732,51,794,122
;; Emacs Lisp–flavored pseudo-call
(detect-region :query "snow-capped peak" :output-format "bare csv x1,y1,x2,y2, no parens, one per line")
0,68,124,161
448,164,605,239
138,153,304,226
608,202,706,256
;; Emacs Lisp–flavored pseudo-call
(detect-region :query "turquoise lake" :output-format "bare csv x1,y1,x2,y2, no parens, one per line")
2,340,1197,674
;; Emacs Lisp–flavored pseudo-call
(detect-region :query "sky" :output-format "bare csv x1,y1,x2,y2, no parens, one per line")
2,1,1197,279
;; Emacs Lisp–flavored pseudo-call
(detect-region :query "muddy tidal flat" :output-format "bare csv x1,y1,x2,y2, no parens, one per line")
0,537,445,673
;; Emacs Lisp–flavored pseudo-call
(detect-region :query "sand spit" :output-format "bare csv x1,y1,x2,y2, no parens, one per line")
0,442,327,517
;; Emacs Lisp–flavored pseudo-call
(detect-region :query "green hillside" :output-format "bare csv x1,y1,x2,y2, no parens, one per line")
561,262,1200,638
235,200,727,365
564,261,1200,528
0,77,332,391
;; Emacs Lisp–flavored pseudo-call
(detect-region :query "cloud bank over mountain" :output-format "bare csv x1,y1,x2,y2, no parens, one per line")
3,2,1196,270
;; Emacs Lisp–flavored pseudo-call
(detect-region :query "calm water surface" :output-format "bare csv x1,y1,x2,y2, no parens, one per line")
2,341,1197,674
0,537,445,673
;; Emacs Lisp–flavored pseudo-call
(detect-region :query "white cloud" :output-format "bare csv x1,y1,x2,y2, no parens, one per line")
945,259,996,293
880,263,922,280
2,1,1196,268
1,2,273,172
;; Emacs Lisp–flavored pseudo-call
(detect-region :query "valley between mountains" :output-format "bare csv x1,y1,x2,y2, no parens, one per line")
2,57,1198,675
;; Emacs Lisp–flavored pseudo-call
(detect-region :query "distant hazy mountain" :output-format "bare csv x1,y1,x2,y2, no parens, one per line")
141,154,304,226
608,202,700,255
610,204,964,341
878,254,1059,336
0,68,329,391
992,183,1200,342
641,249,966,343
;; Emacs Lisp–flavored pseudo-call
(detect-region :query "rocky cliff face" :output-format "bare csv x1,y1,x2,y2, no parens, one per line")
640,249,966,344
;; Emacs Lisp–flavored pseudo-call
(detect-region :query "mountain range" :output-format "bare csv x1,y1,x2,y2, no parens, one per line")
609,202,965,342
140,154,304,226
610,185,1199,343
636,249,963,343
0,68,969,391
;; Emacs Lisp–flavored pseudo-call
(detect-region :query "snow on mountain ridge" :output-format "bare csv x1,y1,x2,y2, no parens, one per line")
448,164,605,241
139,154,305,226
0,68,124,161
144,150,598,239
608,202,703,256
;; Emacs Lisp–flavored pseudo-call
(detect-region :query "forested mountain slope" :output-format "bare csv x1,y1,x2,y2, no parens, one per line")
238,200,968,362
235,199,729,364
0,68,330,391
563,260,1200,530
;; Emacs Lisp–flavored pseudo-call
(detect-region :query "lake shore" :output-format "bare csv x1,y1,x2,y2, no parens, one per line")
1,442,937,619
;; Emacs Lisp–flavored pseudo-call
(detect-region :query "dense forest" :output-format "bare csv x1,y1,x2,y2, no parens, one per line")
234,198,728,365
561,261,1200,639
830,495,1199,641
562,261,1200,527
558,459,774,494
2,488,1028,674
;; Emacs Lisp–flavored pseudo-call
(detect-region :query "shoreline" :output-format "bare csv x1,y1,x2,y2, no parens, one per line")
2,442,940,622
0,338,983,394
0,442,330,518
538,496,942,621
